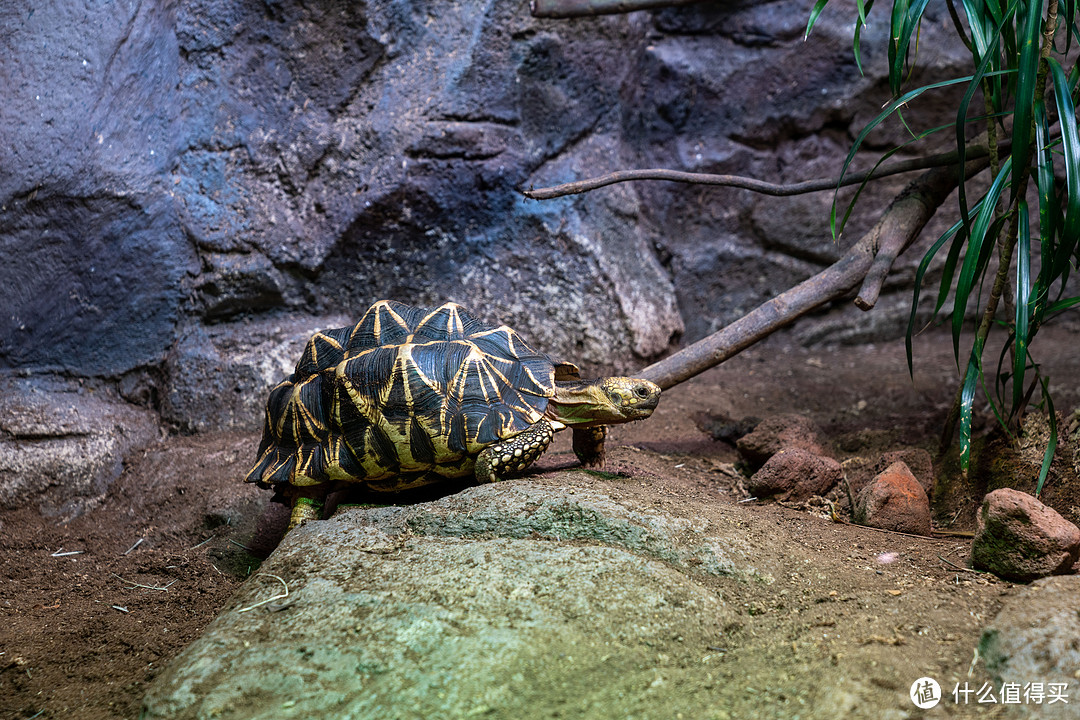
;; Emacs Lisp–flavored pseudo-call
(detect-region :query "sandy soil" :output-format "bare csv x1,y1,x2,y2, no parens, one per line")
3,325,1079,719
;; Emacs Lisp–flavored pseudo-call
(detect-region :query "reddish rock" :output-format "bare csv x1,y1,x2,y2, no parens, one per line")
736,414,827,468
844,448,935,498
854,461,931,536
970,488,1080,582
746,448,842,502
876,449,934,497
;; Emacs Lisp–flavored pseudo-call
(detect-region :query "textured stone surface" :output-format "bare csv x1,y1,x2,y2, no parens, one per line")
853,461,931,536
980,576,1080,719
2,0,970,392
160,314,349,433
736,414,829,468
345,479,763,580
970,488,1080,582
141,513,740,720
0,378,159,517
746,447,842,502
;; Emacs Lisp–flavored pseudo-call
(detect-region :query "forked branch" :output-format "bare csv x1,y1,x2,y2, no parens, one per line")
637,158,988,390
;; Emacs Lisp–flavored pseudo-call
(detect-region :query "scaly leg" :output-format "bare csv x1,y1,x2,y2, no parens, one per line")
475,420,555,483
573,426,607,468
286,489,326,531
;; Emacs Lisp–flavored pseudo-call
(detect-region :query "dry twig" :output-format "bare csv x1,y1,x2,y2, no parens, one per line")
521,145,997,201
531,0,703,17
110,573,177,592
237,574,290,613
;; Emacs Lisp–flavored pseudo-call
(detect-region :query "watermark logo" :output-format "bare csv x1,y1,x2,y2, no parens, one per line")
909,677,1070,708
910,677,942,709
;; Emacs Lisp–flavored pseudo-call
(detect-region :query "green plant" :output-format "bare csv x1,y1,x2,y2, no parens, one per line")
809,0,1080,495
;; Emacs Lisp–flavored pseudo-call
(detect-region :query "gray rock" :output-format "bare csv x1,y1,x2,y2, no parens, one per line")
0,377,159,517
141,523,739,720
980,576,1080,719
970,488,1080,582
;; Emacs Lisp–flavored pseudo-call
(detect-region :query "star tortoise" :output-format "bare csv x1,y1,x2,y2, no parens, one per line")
246,300,662,529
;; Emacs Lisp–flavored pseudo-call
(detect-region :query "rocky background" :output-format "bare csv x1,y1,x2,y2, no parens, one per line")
1,0,971,513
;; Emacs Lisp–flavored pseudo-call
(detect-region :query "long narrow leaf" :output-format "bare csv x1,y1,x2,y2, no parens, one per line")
833,75,993,239
906,217,964,375
1012,200,1032,411
959,339,984,472
1048,58,1080,261
805,0,831,39
1010,0,1043,200
890,0,933,95
952,158,1013,361
1035,377,1057,497
1031,103,1062,334
955,37,1015,230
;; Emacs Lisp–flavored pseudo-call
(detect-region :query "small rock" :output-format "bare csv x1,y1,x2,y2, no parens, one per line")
846,447,936,498
735,414,828,468
970,488,1080,581
853,461,931,536
746,448,842,502
697,414,760,444
876,448,934,496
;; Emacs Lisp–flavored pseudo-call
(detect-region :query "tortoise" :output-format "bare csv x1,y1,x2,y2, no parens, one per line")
245,300,661,529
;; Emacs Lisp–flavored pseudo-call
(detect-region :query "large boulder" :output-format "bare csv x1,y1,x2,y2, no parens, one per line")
141,483,751,719
2,0,972,393
980,576,1080,719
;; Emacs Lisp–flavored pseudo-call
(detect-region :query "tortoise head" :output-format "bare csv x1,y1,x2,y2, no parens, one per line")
546,377,661,427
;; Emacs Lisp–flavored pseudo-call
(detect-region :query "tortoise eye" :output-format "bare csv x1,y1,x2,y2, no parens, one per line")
634,386,650,399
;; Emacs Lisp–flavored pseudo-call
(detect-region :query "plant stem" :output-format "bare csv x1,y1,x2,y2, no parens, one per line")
940,0,1060,453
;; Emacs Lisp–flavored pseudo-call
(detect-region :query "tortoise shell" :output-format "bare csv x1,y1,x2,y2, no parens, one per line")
245,300,565,493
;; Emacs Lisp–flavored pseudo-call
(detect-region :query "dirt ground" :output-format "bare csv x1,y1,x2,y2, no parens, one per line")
3,325,1080,719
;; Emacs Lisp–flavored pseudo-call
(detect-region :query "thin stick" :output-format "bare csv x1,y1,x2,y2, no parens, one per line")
123,538,144,555
531,0,704,17
188,535,214,550
522,144,998,201
110,573,177,592
50,548,83,557
237,574,290,613
938,553,993,575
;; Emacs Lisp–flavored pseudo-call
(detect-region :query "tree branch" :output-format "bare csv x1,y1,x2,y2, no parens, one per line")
522,144,998,201
637,158,989,390
530,0,705,18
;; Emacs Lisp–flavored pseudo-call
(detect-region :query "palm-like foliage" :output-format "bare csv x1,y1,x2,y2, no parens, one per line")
809,0,1080,494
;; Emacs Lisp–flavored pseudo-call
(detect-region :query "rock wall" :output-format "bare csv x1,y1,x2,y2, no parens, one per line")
1,0,969,436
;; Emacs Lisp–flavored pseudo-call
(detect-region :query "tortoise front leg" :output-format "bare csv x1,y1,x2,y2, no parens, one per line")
572,426,607,468
475,420,555,483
